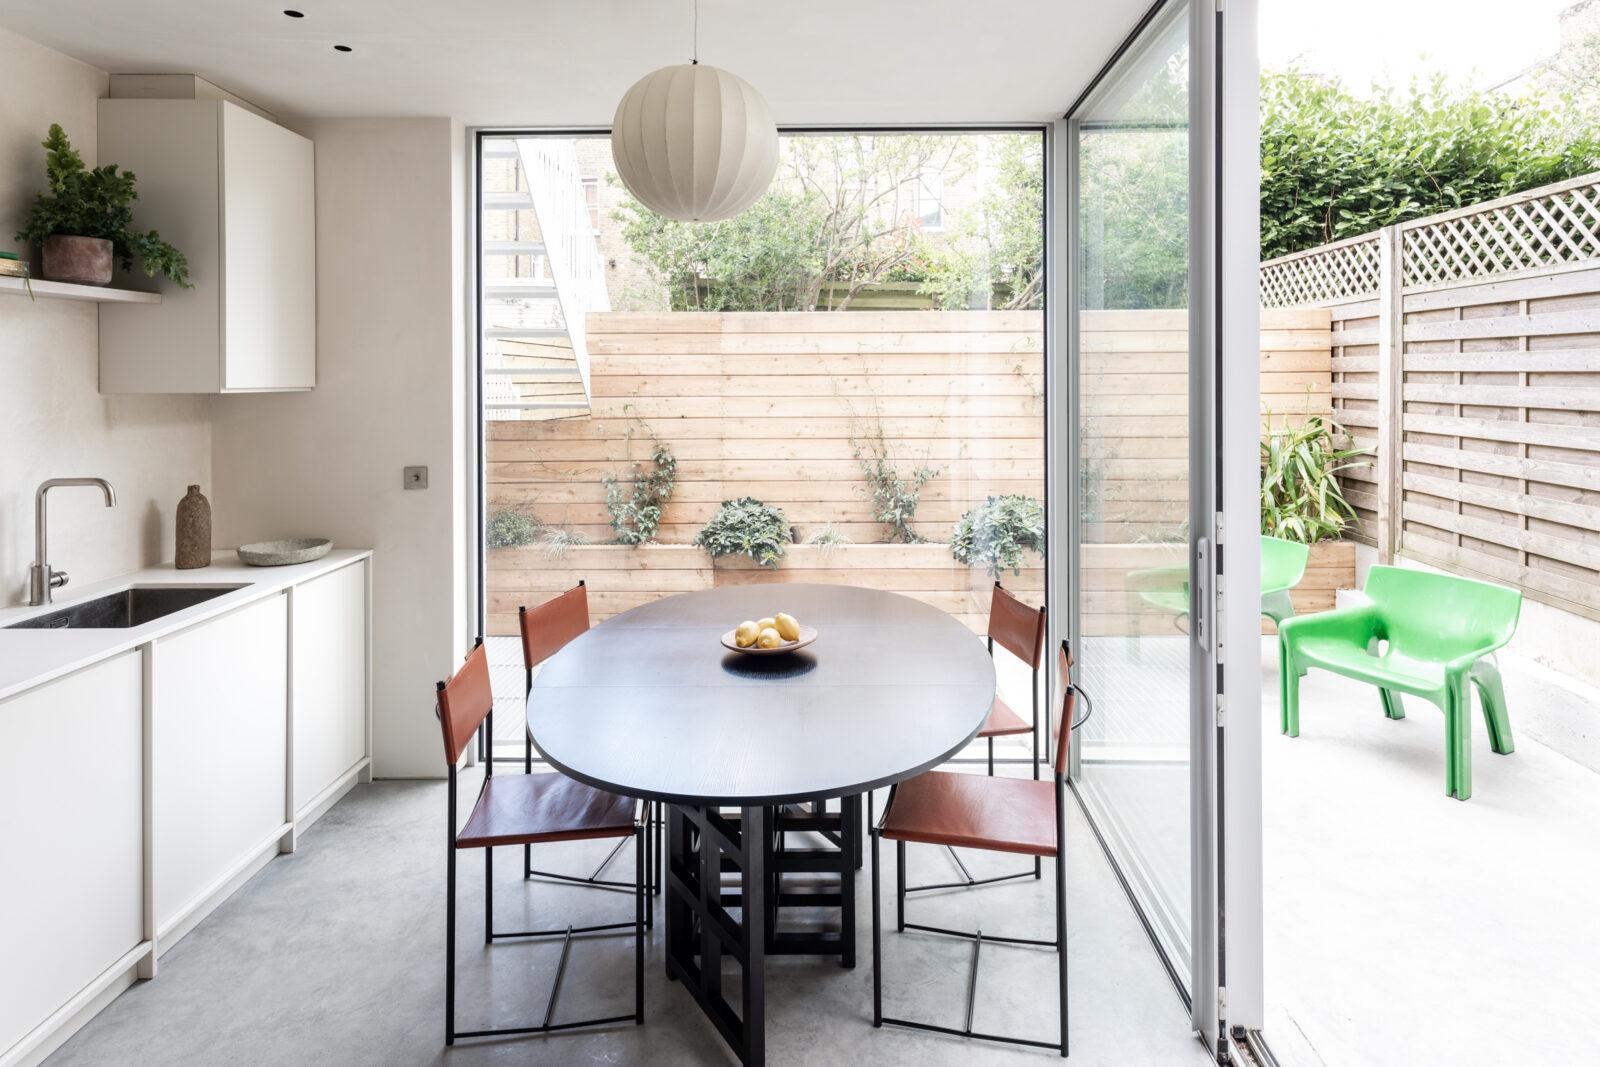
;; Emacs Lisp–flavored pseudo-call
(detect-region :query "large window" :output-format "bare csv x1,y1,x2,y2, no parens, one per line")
476,129,1048,762
1070,3,1196,983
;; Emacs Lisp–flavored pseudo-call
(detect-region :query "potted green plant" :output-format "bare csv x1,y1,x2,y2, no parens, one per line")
1259,414,1366,544
947,495,1049,579
694,497,790,569
14,124,190,288
952,494,1045,579
1259,413,1368,621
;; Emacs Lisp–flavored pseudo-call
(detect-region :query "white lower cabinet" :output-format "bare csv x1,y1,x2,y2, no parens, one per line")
0,653,143,1057
291,560,369,815
152,594,289,935
0,554,371,1066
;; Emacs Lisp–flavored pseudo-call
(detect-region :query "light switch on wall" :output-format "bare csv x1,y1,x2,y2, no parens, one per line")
403,466,429,490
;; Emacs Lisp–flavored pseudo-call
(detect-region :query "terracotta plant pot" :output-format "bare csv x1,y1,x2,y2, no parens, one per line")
41,235,113,286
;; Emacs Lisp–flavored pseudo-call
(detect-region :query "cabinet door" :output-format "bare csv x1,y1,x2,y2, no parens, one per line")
221,104,316,391
153,595,288,933
292,560,369,814
0,653,143,1055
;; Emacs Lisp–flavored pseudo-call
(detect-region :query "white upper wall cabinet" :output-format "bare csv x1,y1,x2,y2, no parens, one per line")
98,99,315,393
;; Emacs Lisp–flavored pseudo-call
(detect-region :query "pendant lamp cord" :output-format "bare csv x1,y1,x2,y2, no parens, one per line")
692,0,699,64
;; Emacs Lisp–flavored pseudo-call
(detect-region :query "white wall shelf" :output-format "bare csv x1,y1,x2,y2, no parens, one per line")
0,275,162,304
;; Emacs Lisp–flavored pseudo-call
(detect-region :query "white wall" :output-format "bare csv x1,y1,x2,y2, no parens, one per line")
0,26,211,606
210,118,468,779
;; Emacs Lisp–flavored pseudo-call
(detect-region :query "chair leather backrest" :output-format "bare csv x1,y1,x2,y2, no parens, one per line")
1053,641,1074,777
1364,564,1521,660
519,583,591,669
988,582,1046,669
437,642,493,765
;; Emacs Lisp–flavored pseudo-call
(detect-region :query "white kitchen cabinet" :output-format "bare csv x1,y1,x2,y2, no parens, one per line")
98,99,315,393
151,594,289,935
291,559,369,817
0,653,143,1058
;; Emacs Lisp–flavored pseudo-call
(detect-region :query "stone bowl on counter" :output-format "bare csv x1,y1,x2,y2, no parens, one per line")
236,537,333,567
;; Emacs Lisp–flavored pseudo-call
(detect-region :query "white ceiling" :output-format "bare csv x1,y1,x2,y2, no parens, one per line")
0,1,1148,125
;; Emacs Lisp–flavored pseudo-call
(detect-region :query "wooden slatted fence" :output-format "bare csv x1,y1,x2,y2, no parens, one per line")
487,309,1340,637
1261,172,1600,620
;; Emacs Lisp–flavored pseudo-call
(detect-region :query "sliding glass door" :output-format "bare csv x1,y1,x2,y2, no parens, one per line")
1070,0,1197,986
1061,0,1262,1055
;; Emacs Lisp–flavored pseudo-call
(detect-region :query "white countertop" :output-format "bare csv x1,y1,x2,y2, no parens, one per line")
0,549,372,701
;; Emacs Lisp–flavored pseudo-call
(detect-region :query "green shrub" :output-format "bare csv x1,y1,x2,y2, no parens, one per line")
486,509,541,548
952,495,1045,578
1261,71,1600,259
604,442,676,545
15,124,191,286
694,498,790,569
1260,414,1368,543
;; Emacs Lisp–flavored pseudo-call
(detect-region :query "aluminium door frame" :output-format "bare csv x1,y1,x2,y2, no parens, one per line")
1057,0,1262,1059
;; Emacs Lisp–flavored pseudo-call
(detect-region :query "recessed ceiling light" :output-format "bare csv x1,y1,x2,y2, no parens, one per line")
282,9,304,16
334,44,353,52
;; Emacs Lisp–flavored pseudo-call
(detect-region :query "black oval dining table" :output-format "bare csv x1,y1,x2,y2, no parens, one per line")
526,584,995,1066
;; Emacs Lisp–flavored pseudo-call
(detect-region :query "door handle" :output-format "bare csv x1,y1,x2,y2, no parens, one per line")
1194,536,1212,653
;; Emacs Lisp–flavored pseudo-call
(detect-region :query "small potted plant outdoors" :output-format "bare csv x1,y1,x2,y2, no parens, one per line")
695,497,791,569
952,494,1046,579
14,124,190,288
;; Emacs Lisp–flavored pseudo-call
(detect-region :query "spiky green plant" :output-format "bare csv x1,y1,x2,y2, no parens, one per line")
1260,414,1368,543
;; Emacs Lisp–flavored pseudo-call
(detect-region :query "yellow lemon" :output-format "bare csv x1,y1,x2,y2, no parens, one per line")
734,620,760,648
774,612,801,641
757,626,783,649
756,617,776,631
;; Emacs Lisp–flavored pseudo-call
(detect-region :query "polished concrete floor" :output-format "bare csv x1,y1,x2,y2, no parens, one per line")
1261,639,1600,1067
48,760,1214,1066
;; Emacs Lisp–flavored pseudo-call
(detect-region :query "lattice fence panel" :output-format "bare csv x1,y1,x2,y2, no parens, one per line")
1260,236,1382,308
1400,178,1600,289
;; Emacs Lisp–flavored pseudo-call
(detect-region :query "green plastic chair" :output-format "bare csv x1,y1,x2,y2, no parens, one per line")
1260,535,1311,625
1131,535,1311,625
1278,565,1521,800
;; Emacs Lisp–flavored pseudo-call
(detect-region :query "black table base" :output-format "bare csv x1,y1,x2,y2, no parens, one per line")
664,796,862,1066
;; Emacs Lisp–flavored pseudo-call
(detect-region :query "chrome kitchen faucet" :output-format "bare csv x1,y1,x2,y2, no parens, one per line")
29,477,117,606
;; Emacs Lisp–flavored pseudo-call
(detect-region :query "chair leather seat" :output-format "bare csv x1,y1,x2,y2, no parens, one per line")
977,695,1031,738
456,772,637,849
878,770,1057,858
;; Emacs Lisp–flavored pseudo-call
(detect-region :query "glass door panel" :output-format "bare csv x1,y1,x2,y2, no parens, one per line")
1069,1,1196,985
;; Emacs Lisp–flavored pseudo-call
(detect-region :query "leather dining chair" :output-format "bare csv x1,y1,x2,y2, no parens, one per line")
870,639,1089,1058
875,581,1048,894
436,639,645,1045
518,582,661,906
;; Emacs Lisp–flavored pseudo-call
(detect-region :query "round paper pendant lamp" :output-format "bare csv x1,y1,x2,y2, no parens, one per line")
612,63,779,223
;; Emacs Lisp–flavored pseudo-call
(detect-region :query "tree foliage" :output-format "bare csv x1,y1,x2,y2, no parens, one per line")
15,124,192,286
1261,71,1600,260
618,133,1047,313
619,135,969,311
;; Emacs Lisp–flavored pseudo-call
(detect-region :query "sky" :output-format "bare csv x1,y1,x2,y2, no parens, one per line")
1260,0,1579,91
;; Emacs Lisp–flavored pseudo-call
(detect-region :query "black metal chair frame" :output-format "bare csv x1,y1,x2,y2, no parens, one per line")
873,583,1048,894
440,642,647,1046
510,593,664,903
869,655,1092,1059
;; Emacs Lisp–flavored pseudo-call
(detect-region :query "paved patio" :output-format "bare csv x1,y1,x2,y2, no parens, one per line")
1260,637,1600,1066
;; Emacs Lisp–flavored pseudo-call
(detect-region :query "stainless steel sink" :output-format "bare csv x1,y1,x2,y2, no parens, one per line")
5,585,245,629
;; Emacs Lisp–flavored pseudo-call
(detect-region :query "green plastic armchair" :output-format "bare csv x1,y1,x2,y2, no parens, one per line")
1260,535,1311,625
1131,535,1312,626
1277,565,1521,800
